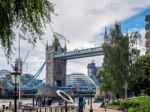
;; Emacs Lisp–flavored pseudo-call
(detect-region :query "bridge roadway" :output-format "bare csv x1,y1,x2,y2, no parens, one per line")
54,47,103,60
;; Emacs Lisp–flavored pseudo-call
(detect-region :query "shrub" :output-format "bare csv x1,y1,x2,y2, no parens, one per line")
107,96,150,112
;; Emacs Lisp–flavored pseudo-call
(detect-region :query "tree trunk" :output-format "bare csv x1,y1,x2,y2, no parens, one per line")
125,81,128,100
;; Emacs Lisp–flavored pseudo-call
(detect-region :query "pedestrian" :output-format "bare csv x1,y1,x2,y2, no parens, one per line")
100,98,105,108
83,99,86,108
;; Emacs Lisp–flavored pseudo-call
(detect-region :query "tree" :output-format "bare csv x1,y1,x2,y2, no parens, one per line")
97,23,141,99
130,55,150,95
97,24,128,98
0,0,54,59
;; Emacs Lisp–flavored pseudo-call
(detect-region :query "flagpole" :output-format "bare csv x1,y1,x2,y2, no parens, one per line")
18,34,27,104
18,34,21,104
19,34,20,60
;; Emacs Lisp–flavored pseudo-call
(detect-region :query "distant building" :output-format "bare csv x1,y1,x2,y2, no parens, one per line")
21,74,42,88
66,73,96,89
87,61,96,77
0,70,10,96
87,61,102,85
0,69,42,90
0,69,10,78
145,15,150,54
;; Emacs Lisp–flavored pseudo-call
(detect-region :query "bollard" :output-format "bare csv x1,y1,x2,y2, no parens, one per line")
5,106,8,110
40,108,42,112
36,98,37,106
18,101,21,108
104,106,107,112
49,106,52,112
48,107,50,112
9,102,11,108
51,107,52,112
65,102,67,112
55,107,56,112
124,108,128,112
45,107,46,112
36,108,38,112
2,105,5,112
33,97,35,107
88,98,89,105
61,107,63,112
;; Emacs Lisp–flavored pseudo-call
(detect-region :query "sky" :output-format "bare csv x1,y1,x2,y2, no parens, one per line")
0,0,150,79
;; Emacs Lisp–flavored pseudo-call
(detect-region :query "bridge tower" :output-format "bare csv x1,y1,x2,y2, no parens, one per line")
46,37,67,87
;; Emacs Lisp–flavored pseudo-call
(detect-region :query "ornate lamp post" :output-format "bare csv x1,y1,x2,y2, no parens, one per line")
89,83,93,112
11,71,21,112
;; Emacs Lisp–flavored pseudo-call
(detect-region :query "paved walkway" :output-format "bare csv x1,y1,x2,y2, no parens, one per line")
2,103,123,112
84,103,123,112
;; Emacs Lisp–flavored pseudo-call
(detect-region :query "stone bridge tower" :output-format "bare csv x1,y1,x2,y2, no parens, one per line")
46,37,67,87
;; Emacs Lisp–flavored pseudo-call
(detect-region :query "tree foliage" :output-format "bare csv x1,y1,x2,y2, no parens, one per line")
0,0,54,59
97,24,141,98
130,55,150,95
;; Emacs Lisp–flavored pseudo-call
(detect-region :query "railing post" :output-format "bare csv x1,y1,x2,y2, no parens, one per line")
2,105,5,112
45,107,47,112
33,97,35,107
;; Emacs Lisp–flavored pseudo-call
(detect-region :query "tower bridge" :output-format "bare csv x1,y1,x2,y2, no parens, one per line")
0,39,104,96
46,37,104,87
0,36,107,97
54,47,103,60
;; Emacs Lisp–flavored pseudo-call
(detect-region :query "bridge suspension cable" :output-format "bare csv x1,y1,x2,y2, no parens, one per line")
7,61,46,90
23,61,46,87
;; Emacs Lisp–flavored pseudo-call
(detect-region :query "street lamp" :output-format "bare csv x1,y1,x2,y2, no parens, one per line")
89,83,93,112
11,72,21,112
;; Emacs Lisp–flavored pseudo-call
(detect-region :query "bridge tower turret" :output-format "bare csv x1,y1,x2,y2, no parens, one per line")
104,27,108,44
46,37,66,87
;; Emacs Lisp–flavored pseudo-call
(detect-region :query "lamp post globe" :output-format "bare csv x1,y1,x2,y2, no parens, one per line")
11,72,21,112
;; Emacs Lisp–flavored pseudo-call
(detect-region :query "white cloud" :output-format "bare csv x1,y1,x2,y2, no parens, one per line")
67,56,104,74
52,0,150,46
0,0,150,79
138,29,146,55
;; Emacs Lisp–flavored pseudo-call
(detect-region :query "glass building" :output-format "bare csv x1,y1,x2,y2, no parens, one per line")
87,61,96,77
87,61,102,85
0,69,10,78
66,73,96,88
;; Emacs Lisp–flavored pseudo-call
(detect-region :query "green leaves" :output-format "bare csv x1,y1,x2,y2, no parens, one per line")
108,97,150,111
97,23,141,98
0,0,54,59
131,55,150,95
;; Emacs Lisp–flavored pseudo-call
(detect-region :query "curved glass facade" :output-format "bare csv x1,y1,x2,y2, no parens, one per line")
87,61,102,85
66,73,96,88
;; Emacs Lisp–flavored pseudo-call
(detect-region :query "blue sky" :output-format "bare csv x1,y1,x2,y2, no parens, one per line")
0,0,150,79
121,7,150,32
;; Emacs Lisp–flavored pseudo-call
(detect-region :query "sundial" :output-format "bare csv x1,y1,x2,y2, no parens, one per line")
56,90,74,103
